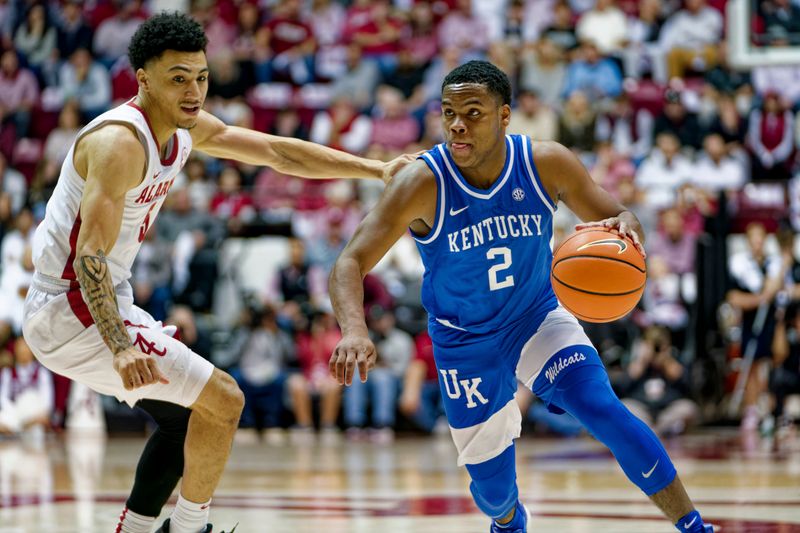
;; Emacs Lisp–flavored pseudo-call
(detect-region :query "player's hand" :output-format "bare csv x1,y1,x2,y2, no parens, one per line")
382,151,424,184
575,216,646,258
330,334,376,386
113,347,170,390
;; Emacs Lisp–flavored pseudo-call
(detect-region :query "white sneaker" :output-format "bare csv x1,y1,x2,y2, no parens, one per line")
369,427,394,445
319,426,341,444
264,427,287,446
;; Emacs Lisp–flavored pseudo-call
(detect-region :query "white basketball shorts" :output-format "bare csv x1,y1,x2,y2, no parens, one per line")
22,275,214,408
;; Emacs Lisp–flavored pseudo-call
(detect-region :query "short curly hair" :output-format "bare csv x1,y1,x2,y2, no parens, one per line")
128,12,208,71
442,61,511,106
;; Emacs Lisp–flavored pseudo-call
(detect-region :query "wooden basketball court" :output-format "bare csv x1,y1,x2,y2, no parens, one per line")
1,428,799,532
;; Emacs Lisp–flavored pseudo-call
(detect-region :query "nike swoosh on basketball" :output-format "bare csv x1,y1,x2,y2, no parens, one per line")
683,516,697,529
450,206,469,216
641,459,659,478
576,238,627,254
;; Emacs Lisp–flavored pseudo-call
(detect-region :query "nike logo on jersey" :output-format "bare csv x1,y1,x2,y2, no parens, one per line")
577,238,628,254
642,459,659,478
683,516,697,529
450,206,469,216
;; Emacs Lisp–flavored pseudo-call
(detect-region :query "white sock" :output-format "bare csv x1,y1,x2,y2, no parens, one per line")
115,506,155,533
169,494,210,533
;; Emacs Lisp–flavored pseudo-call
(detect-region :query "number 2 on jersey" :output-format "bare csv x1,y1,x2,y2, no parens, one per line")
487,247,514,291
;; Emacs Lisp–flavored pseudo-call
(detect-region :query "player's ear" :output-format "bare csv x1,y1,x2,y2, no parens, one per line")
136,68,149,91
501,104,511,127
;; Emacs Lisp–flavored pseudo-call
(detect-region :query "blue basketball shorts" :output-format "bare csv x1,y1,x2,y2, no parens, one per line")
432,306,599,465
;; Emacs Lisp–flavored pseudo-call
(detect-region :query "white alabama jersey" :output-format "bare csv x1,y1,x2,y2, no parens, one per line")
32,99,192,291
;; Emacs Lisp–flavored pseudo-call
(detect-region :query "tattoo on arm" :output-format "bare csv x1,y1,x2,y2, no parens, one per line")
75,249,132,354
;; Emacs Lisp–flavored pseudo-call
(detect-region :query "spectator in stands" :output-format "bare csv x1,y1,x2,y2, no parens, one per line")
274,237,325,307
691,133,748,199
576,0,627,58
636,132,693,209
542,0,579,53
13,3,56,72
501,0,527,54
347,0,404,76
437,0,490,55
207,51,253,128
177,157,214,212
747,91,795,182
660,0,723,80
0,153,26,217
762,0,800,45
262,0,316,85
752,62,800,110
518,37,567,110
58,48,111,120
307,210,350,275
0,337,53,438
623,0,667,81
399,330,445,434
56,0,93,61
307,0,346,48
588,141,636,197
654,89,703,150
381,47,427,111
641,254,690,337
43,101,81,168
727,222,783,431
508,89,558,141
344,305,413,443
770,301,800,437
704,43,753,99
329,43,380,109
0,238,33,338
210,165,257,236
131,228,172,322
648,207,697,276
158,187,224,310
709,94,750,157
558,90,597,154
368,85,419,157
403,1,438,68
230,305,297,439
1,204,34,274
561,40,623,102
0,49,38,141
310,95,372,154
595,93,655,162
289,310,342,441
92,0,145,66
621,326,699,436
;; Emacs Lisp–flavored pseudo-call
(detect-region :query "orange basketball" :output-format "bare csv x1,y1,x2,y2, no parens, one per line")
551,228,646,323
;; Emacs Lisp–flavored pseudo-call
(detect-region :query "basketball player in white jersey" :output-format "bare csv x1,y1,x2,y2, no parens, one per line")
22,12,414,533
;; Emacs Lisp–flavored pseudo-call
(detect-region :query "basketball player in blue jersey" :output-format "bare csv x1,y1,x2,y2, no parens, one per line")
329,61,713,533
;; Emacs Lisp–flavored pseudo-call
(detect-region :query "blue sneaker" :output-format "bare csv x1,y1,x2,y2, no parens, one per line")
490,501,530,533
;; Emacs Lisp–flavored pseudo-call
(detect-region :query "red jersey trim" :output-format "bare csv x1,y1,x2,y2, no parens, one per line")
126,100,179,166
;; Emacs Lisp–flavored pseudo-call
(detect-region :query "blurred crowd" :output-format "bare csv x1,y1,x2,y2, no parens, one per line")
1,0,800,445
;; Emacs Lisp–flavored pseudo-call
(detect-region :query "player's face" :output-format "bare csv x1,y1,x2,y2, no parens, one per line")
140,50,209,130
441,84,510,169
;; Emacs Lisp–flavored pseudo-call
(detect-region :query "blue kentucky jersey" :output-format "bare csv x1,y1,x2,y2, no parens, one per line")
413,134,559,343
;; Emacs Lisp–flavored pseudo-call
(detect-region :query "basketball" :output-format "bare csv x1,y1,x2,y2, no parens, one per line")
551,228,646,323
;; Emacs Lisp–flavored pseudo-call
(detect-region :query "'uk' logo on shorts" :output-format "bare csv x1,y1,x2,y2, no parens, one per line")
439,369,489,408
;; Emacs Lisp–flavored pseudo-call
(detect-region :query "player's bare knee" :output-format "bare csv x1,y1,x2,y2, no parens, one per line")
194,370,244,427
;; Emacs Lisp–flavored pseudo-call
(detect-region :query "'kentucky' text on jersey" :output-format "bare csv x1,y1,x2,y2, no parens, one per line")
413,134,558,342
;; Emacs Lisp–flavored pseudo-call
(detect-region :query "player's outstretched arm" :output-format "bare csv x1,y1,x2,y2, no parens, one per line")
329,160,437,386
535,141,646,257
73,125,169,390
190,110,415,183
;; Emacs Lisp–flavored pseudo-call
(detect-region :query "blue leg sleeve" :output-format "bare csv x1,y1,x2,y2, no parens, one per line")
532,346,677,496
465,443,519,519
556,367,677,495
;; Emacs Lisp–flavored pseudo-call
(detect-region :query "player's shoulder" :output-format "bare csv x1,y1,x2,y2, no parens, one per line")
79,122,145,159
529,140,573,168
387,158,437,192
